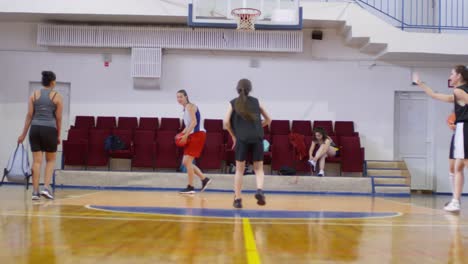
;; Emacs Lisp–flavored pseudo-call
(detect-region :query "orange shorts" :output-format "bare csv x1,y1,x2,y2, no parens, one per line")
184,131,206,158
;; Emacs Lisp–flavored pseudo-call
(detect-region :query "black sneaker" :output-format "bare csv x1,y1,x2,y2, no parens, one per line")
200,177,212,192
233,198,243,209
255,189,266,206
41,188,54,200
179,185,195,194
32,192,40,201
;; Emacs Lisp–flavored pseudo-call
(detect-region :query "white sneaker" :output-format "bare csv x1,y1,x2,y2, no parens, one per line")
40,188,54,200
308,160,316,168
318,170,325,177
444,200,461,212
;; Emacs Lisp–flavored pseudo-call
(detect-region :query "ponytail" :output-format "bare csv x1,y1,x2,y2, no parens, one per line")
234,79,256,121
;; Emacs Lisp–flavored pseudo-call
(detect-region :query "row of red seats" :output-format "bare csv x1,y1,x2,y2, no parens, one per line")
64,129,169,169
62,128,225,170
63,116,363,173
273,120,358,137
73,116,178,131
63,128,363,173
271,135,364,174
73,116,357,136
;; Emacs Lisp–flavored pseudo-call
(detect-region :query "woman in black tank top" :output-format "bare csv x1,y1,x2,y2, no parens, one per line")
414,65,468,212
17,71,63,201
224,79,272,209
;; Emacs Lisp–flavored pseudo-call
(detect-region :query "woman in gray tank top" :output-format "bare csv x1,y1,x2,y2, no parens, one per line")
17,71,63,201
224,79,272,209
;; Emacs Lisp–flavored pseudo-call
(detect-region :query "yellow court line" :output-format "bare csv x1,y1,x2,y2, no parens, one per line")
243,218,261,264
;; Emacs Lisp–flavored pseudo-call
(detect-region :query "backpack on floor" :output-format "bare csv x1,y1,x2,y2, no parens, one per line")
1,144,32,189
279,166,296,176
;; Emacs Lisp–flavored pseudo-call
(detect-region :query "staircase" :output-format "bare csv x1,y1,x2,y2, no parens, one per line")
366,160,411,196
301,1,468,62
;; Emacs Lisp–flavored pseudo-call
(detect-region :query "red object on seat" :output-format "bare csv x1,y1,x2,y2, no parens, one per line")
288,133,307,160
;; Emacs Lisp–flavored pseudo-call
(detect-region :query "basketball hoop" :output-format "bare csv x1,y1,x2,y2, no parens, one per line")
231,8,261,30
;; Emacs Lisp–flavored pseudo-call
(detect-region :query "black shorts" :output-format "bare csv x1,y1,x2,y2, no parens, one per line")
235,139,263,162
335,149,340,157
29,125,58,152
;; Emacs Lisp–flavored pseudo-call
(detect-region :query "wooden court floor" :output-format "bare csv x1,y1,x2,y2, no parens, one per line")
0,186,467,264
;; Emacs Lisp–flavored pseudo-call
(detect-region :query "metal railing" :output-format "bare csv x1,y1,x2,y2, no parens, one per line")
312,0,468,31
355,0,467,31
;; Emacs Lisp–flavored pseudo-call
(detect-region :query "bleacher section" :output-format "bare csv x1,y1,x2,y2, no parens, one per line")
62,116,365,175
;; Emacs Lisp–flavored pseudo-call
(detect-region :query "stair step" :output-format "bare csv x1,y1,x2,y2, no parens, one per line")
374,177,407,185
360,42,388,55
371,176,406,179
345,36,369,48
374,184,408,187
367,161,407,170
374,186,411,194
367,169,409,177
339,25,351,36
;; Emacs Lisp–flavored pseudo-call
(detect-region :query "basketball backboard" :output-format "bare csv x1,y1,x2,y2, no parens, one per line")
188,0,302,30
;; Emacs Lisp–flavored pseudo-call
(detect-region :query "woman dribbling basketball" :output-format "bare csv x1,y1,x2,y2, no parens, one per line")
176,90,212,194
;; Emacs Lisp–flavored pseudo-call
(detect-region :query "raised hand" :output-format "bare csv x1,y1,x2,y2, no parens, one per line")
412,72,422,85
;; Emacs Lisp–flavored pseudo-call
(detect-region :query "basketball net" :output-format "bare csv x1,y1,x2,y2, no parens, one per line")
231,8,261,30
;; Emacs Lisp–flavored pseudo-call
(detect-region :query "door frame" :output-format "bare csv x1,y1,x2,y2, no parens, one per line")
394,91,435,190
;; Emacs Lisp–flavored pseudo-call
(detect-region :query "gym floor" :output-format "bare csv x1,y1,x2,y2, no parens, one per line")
0,186,467,264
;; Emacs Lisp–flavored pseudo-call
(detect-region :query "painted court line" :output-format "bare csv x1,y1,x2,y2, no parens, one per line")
377,197,447,213
56,191,101,201
243,218,261,264
2,212,468,227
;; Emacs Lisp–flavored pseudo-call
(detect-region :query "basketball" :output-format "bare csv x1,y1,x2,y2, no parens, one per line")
447,112,456,130
175,132,187,147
